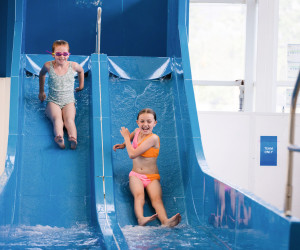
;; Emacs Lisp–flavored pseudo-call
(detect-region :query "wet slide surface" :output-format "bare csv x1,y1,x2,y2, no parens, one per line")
1,54,295,249
1,0,298,247
106,56,276,249
0,55,105,248
108,57,229,249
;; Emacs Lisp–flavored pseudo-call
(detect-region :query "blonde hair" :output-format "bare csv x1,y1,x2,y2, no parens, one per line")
52,40,70,52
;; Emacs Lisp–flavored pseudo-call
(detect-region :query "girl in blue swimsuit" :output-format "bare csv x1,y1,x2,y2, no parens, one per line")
39,40,84,149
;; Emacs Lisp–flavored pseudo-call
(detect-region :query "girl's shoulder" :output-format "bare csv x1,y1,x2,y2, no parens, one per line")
148,133,159,148
70,61,80,70
151,133,159,141
44,61,52,68
146,133,159,143
40,61,52,73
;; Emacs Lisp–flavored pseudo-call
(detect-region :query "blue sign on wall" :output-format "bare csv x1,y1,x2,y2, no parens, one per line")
260,136,277,166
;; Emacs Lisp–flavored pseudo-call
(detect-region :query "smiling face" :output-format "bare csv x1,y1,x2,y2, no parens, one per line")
52,45,70,65
136,113,157,135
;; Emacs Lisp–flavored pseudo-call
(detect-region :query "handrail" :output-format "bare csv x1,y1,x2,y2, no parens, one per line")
96,7,102,54
284,70,300,216
192,79,245,111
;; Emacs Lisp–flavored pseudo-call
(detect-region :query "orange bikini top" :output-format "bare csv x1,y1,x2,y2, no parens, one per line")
132,129,160,158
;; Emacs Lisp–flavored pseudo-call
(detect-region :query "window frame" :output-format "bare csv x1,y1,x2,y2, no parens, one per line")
189,0,256,112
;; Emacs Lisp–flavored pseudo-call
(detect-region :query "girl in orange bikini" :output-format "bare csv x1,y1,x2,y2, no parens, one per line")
113,108,181,227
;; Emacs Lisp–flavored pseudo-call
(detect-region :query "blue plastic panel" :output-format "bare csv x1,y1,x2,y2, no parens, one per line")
101,0,168,56
23,0,170,56
24,0,100,55
0,0,15,77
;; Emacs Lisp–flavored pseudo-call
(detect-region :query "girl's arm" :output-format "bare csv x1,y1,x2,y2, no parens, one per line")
113,129,135,151
73,62,84,92
38,62,49,102
120,127,158,159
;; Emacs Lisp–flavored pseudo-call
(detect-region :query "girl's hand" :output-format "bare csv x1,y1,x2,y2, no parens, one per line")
75,87,83,92
113,143,125,151
39,92,46,102
120,127,130,139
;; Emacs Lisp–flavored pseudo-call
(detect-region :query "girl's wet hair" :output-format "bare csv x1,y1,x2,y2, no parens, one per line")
52,40,70,52
137,108,157,121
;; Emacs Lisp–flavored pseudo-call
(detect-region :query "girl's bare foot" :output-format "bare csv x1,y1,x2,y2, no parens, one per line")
138,214,158,226
55,135,65,149
162,213,181,227
68,136,77,150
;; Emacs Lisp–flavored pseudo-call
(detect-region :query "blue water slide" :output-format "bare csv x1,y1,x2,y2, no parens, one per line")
1,0,299,249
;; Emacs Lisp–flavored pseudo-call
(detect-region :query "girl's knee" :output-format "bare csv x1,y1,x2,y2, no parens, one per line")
53,117,64,125
150,195,163,205
134,193,145,201
64,118,75,128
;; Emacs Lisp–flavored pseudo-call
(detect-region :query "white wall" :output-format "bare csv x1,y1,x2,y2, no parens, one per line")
0,78,10,176
198,111,300,218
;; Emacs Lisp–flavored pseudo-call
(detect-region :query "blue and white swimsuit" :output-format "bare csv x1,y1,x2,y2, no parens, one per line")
46,61,75,109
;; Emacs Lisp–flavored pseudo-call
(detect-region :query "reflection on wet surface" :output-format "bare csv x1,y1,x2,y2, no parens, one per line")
209,180,251,229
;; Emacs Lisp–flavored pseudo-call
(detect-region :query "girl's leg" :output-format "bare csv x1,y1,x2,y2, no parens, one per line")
219,184,225,226
45,102,65,149
146,180,181,227
62,103,77,149
129,176,158,226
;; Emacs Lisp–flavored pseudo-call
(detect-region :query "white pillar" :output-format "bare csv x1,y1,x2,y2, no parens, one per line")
255,0,279,112
244,0,257,112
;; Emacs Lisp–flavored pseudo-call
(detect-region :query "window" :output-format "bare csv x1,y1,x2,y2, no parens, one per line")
189,2,246,111
189,3,246,81
276,0,300,112
277,1,300,81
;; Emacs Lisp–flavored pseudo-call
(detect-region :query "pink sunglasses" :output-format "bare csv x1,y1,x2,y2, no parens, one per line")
47,50,71,56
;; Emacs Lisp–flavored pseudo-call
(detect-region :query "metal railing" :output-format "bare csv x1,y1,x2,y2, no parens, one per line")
284,71,300,216
192,79,245,111
96,7,102,54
